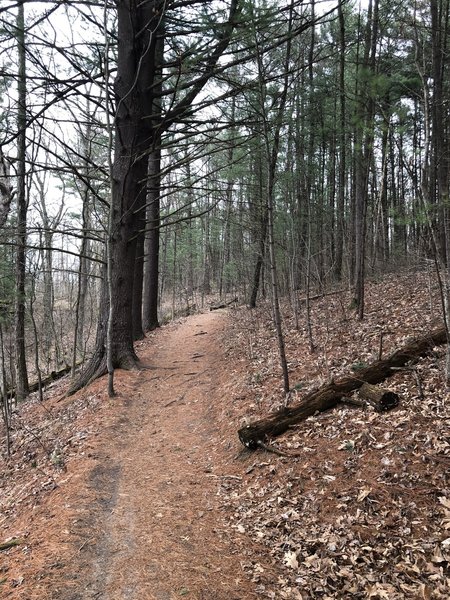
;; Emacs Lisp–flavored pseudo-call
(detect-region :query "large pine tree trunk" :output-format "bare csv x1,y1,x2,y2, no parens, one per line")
70,0,239,394
69,0,158,394
106,0,155,364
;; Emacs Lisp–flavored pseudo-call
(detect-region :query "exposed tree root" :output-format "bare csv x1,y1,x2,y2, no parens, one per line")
66,352,107,396
66,349,140,396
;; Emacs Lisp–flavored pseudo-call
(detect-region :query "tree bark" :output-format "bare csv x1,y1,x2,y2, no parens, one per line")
143,145,162,331
142,18,164,333
353,0,379,319
74,0,166,392
252,0,294,393
73,144,92,364
132,210,146,341
248,134,268,309
334,0,346,281
238,326,447,448
0,148,13,229
248,221,267,309
14,0,29,401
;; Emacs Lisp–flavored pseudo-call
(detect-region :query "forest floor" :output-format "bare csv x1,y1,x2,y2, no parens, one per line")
1,270,449,599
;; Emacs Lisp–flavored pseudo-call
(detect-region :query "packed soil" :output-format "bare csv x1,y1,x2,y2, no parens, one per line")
1,310,267,599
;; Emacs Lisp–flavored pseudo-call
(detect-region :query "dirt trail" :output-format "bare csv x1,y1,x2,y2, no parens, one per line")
56,310,260,600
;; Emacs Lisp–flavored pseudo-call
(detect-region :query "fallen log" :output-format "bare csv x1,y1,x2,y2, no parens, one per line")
210,297,238,311
0,538,23,551
238,326,447,449
297,288,349,303
4,364,73,403
359,382,399,411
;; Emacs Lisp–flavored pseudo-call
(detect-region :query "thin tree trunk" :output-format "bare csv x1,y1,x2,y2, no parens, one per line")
249,134,268,309
202,205,211,296
142,20,164,333
267,166,290,393
143,145,162,331
334,0,346,281
185,161,195,303
0,323,11,456
353,0,378,320
256,0,294,394
172,227,177,320
15,0,29,401
73,156,92,370
0,148,13,229
305,219,315,353
29,275,44,403
220,97,236,297
249,205,268,308
35,170,63,365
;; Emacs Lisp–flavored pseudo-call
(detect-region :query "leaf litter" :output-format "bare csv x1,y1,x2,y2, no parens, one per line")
220,271,449,598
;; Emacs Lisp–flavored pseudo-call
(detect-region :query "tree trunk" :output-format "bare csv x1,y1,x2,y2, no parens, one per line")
70,0,238,394
238,326,447,448
142,22,164,333
220,97,236,298
15,0,29,401
430,0,450,383
0,148,13,229
185,161,195,303
143,145,162,331
35,170,63,363
132,225,146,341
0,323,11,456
249,206,268,308
73,166,91,361
69,1,158,392
353,0,378,319
256,0,294,394
334,0,345,281
249,135,268,309
202,207,211,296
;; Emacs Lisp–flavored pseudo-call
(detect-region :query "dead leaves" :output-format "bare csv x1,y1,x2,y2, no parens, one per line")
223,273,450,598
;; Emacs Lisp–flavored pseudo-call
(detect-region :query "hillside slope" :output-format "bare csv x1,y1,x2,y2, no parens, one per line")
1,271,449,599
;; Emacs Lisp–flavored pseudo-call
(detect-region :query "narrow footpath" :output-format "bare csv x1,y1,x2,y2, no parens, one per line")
56,311,261,599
